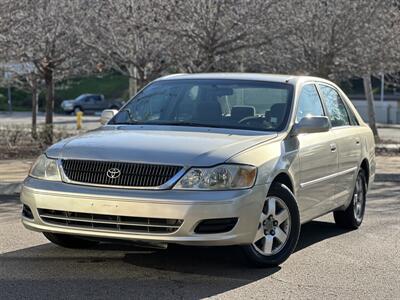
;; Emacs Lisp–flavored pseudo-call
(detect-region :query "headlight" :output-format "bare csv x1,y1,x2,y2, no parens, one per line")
29,154,61,181
174,164,257,190
62,101,72,106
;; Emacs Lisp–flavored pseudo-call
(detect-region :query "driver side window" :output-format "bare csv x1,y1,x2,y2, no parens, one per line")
296,84,325,123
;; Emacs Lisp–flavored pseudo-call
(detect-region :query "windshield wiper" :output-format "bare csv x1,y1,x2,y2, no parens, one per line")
113,121,222,128
151,121,224,128
112,121,143,125
112,120,273,131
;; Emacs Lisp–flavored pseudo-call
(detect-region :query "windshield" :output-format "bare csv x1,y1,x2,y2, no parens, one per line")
111,79,294,132
75,95,88,101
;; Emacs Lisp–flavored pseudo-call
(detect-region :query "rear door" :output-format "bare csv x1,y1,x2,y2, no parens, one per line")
296,84,338,221
96,95,108,110
82,95,96,112
318,84,361,207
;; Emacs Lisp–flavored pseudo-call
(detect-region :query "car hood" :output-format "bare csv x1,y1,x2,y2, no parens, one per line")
47,125,277,166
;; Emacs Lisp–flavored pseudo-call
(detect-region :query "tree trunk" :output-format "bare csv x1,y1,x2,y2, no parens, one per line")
44,67,54,144
128,65,138,98
362,74,379,141
31,83,38,139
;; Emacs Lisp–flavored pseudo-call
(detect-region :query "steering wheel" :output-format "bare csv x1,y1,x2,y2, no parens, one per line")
238,116,267,127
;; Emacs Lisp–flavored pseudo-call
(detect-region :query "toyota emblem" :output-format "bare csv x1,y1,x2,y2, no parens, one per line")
106,168,121,179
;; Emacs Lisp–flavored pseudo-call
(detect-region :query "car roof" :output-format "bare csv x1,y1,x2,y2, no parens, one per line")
78,93,101,97
156,73,334,86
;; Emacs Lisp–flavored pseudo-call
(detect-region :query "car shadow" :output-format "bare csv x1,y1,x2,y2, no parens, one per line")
295,220,349,252
122,220,349,273
0,220,349,299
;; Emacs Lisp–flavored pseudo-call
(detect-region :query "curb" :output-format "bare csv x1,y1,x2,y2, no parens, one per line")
0,182,22,195
0,174,399,196
375,173,400,182
377,124,400,129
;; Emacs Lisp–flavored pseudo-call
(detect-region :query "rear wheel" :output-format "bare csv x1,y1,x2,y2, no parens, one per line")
334,170,367,229
43,232,99,249
242,183,300,267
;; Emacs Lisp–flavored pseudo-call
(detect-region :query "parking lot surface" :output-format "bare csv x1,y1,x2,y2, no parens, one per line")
0,112,100,131
0,182,399,299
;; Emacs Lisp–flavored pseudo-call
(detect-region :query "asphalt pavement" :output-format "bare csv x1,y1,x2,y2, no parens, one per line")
0,111,100,131
0,182,399,299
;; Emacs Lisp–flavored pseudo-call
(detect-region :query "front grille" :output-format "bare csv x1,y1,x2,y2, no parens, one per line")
38,209,183,234
61,159,182,187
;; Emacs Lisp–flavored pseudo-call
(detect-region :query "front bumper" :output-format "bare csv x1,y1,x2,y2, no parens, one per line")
61,106,74,113
20,177,267,246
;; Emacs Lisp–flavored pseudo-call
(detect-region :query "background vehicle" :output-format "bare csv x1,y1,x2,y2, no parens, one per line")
22,74,375,267
61,94,122,115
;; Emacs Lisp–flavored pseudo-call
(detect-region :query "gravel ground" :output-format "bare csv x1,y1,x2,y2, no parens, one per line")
0,182,399,299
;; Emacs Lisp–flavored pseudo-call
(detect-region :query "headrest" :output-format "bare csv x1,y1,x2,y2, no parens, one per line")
267,103,287,125
231,105,255,121
194,101,222,123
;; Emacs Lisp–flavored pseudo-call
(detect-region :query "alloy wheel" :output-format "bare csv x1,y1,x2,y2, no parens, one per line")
252,196,291,256
353,176,365,223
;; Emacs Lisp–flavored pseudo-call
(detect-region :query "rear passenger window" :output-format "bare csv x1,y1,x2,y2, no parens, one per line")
319,85,350,127
347,107,359,125
296,84,325,123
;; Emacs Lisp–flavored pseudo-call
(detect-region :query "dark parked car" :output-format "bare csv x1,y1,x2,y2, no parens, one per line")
61,94,122,114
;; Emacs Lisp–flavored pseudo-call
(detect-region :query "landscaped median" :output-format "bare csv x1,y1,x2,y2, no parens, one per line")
0,155,399,196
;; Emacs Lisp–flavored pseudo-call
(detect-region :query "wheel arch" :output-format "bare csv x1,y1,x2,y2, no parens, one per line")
270,172,294,195
360,158,370,186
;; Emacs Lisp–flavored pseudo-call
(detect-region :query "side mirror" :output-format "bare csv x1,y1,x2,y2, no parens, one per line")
100,109,118,125
291,116,330,135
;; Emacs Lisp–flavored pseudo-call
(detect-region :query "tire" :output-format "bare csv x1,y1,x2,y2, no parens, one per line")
43,232,99,249
334,170,367,229
241,182,300,267
73,106,82,115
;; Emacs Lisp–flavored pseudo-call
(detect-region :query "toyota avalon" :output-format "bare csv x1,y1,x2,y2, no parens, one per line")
21,73,375,267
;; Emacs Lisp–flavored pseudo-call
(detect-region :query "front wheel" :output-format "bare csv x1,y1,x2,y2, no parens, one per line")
333,170,367,229
242,183,300,267
73,106,82,115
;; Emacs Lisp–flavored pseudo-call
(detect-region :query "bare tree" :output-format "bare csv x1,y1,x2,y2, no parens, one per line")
75,0,176,97
0,63,43,138
155,0,281,73
2,0,399,141
267,0,400,140
2,0,91,143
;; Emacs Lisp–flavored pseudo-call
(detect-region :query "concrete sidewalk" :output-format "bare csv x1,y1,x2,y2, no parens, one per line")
0,160,33,195
374,155,400,181
0,160,33,183
0,156,398,195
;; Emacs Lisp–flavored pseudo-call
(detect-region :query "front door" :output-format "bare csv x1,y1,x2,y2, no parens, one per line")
295,84,339,222
318,84,362,207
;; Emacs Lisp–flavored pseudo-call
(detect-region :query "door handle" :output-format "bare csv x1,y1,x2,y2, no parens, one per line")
330,143,337,152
